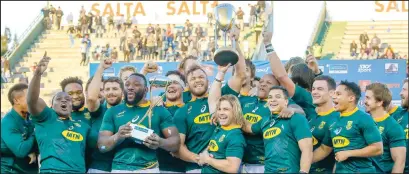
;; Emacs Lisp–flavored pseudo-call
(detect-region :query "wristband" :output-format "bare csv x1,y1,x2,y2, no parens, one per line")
299,170,308,174
214,78,223,83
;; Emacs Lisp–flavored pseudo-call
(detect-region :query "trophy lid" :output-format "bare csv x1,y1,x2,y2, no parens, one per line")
214,47,239,66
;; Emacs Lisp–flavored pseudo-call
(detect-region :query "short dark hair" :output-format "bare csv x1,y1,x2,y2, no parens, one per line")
8,83,28,105
254,76,260,81
270,86,290,99
166,70,186,84
339,80,361,104
290,63,315,91
186,65,207,79
366,83,392,109
60,76,83,92
128,73,148,87
232,59,256,78
284,57,304,72
314,75,337,90
103,77,124,91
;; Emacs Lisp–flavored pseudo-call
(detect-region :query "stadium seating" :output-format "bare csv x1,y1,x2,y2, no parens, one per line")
1,22,257,112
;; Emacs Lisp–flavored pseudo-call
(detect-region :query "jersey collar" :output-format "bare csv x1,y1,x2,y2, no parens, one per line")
189,93,209,102
373,114,390,122
221,124,241,131
73,106,86,112
318,108,335,116
340,107,358,117
388,106,398,115
126,101,151,108
165,102,184,108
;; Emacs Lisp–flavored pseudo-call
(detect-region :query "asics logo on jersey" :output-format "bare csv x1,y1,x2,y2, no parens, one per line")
131,116,140,123
201,105,207,113
252,107,259,113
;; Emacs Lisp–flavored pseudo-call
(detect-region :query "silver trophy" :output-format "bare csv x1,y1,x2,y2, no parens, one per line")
213,3,239,66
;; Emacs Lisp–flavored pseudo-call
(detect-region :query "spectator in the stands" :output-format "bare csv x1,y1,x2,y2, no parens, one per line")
80,34,91,66
249,4,256,28
198,37,209,61
66,12,73,25
67,24,76,48
95,14,103,38
133,25,142,39
165,47,177,62
257,1,266,12
93,45,102,60
123,37,131,62
146,33,156,60
50,5,56,29
207,12,213,27
155,24,162,40
381,45,395,59
56,7,64,30
87,12,94,33
313,43,322,59
79,13,88,35
80,5,86,16
359,31,369,50
111,47,118,62
254,19,264,43
350,40,358,58
370,33,381,58
41,6,51,30
166,24,174,49
194,24,203,41
181,37,189,55
146,23,155,36
236,7,245,31
107,13,115,37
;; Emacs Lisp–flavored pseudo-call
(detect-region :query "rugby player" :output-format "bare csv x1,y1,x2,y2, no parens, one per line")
157,70,187,173
86,58,124,173
1,83,37,173
27,56,95,173
365,83,406,173
242,86,313,173
60,76,91,125
398,79,409,172
309,75,340,173
173,28,246,173
313,80,383,173
199,95,246,173
97,73,180,173
119,65,136,83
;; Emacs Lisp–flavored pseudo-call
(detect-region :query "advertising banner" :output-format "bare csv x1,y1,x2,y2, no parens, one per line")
90,59,407,111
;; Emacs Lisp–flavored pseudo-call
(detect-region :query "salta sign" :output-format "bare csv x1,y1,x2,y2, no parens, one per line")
374,1,408,12
90,1,219,17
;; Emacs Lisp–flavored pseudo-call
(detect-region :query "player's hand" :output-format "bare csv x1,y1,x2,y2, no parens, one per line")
28,152,37,164
278,107,295,119
305,54,320,74
99,57,113,70
262,31,273,45
217,63,231,74
335,151,350,162
198,150,211,166
143,133,161,150
210,112,218,126
249,87,258,97
229,26,240,41
36,52,51,75
117,122,132,139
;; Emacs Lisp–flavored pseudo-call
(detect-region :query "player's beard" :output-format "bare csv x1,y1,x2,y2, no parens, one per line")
125,89,146,106
72,99,85,111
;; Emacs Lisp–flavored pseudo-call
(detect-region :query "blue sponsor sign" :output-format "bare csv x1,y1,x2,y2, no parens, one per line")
90,60,407,111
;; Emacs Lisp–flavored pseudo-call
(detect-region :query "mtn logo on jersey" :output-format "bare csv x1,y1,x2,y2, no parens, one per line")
194,113,211,124
312,136,318,145
62,130,84,142
208,140,219,152
244,113,262,124
332,136,350,148
263,127,281,139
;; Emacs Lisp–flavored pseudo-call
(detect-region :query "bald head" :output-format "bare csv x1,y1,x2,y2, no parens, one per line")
52,92,72,117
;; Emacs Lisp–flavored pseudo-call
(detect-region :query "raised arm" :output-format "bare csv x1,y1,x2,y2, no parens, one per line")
227,26,246,93
87,58,113,112
209,64,231,114
263,32,296,97
27,55,49,116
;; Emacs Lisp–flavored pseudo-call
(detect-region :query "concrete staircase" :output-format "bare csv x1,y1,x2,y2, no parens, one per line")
337,20,408,59
1,23,257,112
320,22,348,59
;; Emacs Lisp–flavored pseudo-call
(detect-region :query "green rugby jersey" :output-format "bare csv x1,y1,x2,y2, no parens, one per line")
1,109,37,173
389,105,404,121
309,108,340,173
88,102,114,172
239,94,269,164
392,109,408,172
30,106,94,173
322,107,382,173
372,114,406,173
71,106,92,125
173,84,237,171
100,102,174,171
252,113,312,173
291,85,316,121
201,125,246,173
157,103,186,172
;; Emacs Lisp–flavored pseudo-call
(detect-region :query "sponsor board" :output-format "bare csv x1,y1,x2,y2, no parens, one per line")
358,64,372,73
385,63,399,73
328,64,348,74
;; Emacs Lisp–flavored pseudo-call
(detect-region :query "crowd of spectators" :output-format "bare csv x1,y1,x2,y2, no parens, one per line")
350,31,407,60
